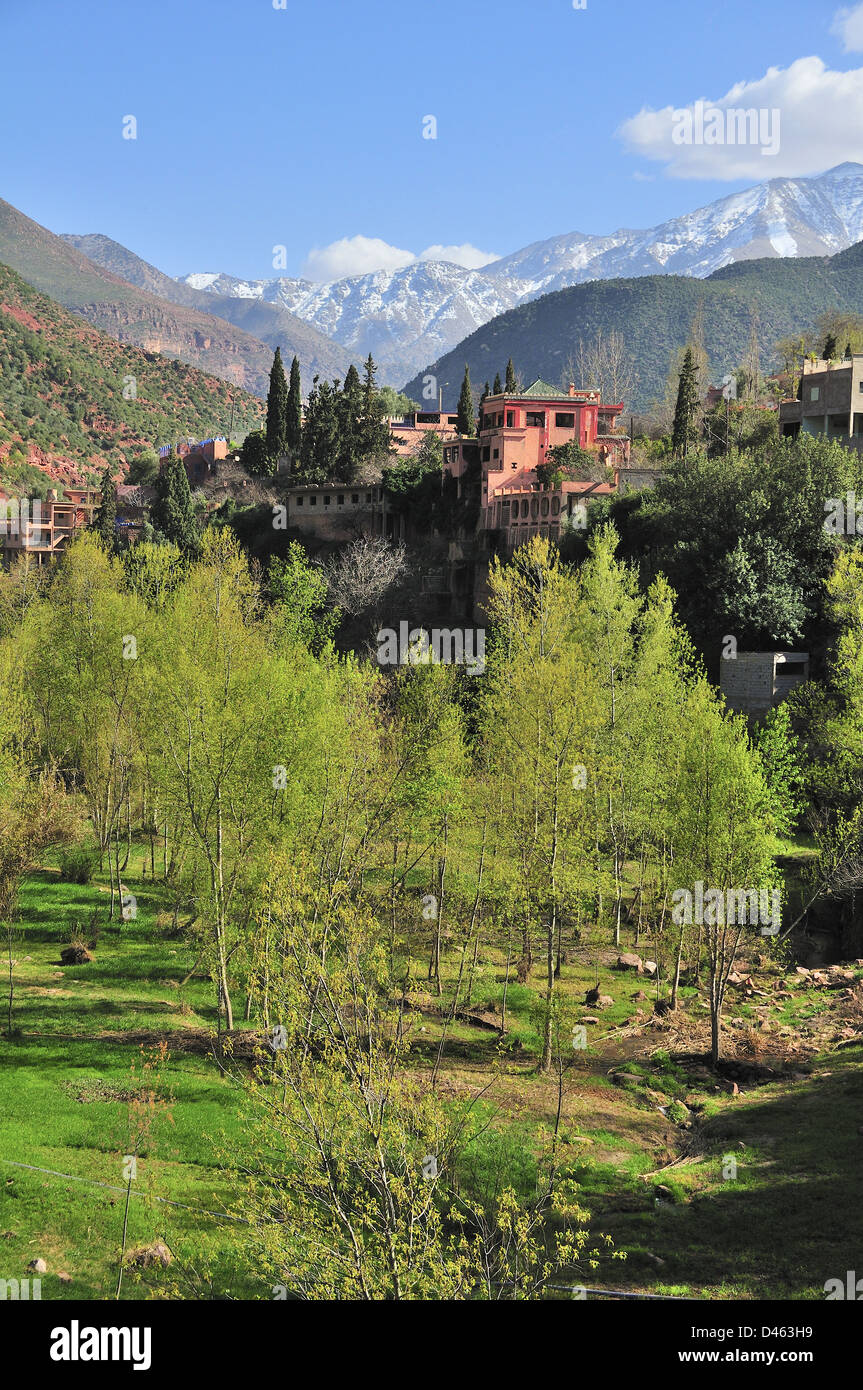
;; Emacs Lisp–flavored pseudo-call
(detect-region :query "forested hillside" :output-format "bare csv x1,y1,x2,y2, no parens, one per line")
404,246,863,412
0,262,263,480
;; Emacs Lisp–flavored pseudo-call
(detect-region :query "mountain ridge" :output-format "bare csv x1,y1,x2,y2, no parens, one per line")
166,163,863,382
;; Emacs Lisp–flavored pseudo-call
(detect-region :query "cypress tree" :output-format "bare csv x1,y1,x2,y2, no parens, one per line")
456,364,475,437
357,354,390,460
822,332,838,361
478,381,489,429
505,357,517,392
493,372,502,395
338,363,363,482
300,377,340,484
94,465,117,553
672,348,700,461
152,449,199,553
286,355,302,455
266,347,289,460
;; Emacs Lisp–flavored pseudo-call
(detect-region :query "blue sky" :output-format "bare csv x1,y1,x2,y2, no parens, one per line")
2,0,863,282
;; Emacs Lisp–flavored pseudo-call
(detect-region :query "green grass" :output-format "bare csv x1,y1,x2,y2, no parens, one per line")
3,846,863,1300
0,859,256,1300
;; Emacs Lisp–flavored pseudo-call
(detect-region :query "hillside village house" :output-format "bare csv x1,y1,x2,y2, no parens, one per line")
443,380,631,548
0,485,99,564
283,484,404,541
388,410,460,457
159,436,230,484
779,356,863,451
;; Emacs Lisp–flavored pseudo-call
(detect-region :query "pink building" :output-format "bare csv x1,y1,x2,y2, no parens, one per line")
388,410,460,457
443,379,630,548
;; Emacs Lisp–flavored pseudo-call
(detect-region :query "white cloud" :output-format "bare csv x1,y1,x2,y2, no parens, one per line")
417,243,498,269
617,56,863,179
301,235,498,282
302,235,415,282
832,4,863,52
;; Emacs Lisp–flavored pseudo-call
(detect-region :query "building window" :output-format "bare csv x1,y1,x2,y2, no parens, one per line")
366,492,372,502
309,495,317,506
324,495,331,506
555,412,575,428
482,446,491,462
296,495,303,505
506,411,515,427
351,493,359,503
493,448,499,459
810,386,820,402
337,494,344,505
525,412,545,428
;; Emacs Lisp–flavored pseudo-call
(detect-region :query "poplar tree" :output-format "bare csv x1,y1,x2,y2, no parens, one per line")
457,365,475,437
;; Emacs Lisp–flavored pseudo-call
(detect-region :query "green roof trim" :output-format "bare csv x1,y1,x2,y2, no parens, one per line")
520,378,569,399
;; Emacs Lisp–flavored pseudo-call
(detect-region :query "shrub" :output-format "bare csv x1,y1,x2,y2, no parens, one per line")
58,845,94,884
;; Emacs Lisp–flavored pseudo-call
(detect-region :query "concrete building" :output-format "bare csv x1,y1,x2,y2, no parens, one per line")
1,486,98,564
719,651,809,718
284,483,404,541
388,411,460,457
779,356,863,452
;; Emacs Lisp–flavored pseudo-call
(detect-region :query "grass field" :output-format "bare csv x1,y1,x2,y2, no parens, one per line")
2,849,862,1300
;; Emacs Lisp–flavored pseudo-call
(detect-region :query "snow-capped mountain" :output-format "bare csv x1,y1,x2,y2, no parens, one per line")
179,164,863,384
178,262,525,385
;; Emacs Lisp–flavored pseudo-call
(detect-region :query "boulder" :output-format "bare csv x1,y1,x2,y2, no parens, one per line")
597,994,615,1009
642,960,658,977
27,1258,47,1273
60,946,92,966
616,953,643,973
126,1242,172,1269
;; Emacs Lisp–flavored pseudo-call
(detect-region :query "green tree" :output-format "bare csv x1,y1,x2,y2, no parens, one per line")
265,347,289,463
456,364,475,437
357,354,391,462
95,466,118,553
286,355,302,456
493,372,502,395
672,348,700,461
337,363,363,483
240,429,269,477
505,358,517,392
752,704,805,840
299,377,340,484
151,450,199,554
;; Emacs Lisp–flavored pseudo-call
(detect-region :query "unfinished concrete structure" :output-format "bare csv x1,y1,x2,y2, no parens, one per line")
719,651,809,718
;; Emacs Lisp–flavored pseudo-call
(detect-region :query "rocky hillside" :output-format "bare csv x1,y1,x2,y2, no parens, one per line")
0,198,346,397
0,261,263,482
61,232,352,384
